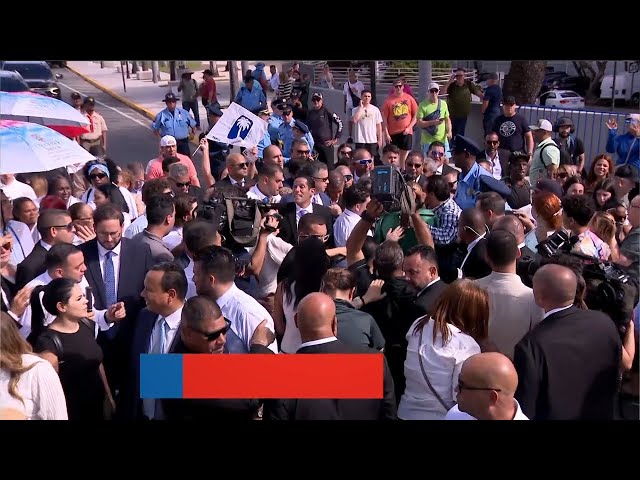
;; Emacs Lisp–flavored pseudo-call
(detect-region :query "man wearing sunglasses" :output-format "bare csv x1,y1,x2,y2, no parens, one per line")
350,149,375,182
160,296,276,420
307,92,343,170
15,209,76,290
167,163,204,203
218,153,250,188
382,80,418,169
479,133,505,180
417,82,451,156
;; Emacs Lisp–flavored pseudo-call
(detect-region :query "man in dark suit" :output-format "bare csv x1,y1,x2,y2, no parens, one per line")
217,152,250,189
80,204,155,408
403,245,448,317
277,174,334,247
126,263,187,420
264,292,397,420
15,209,76,289
513,264,622,420
457,207,491,280
161,295,274,421
281,163,334,209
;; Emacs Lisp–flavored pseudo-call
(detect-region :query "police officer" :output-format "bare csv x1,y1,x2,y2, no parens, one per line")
152,93,196,156
451,135,491,210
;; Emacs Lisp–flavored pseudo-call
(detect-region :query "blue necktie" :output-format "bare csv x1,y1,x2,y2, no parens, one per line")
103,250,117,339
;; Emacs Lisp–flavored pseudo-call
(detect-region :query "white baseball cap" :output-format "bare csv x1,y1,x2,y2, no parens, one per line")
428,82,440,91
529,119,553,132
160,135,177,147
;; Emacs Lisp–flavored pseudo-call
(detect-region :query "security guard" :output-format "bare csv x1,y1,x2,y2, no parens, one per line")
79,97,108,152
151,93,196,156
451,135,491,210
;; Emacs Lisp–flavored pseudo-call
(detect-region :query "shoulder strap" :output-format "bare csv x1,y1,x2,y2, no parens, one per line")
538,142,559,168
40,330,64,359
417,324,453,412
625,137,638,164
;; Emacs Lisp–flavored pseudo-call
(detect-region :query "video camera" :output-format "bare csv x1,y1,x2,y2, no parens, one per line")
371,165,412,213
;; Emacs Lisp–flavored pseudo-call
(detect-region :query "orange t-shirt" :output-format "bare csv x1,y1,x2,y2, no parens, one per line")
382,93,418,135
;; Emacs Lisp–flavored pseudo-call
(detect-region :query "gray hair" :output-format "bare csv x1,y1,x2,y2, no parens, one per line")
423,158,439,175
169,162,189,178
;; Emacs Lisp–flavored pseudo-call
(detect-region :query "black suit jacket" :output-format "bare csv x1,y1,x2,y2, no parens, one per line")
15,242,47,289
513,306,622,420
461,238,491,280
415,278,448,317
264,339,397,420
276,202,334,247
160,337,270,421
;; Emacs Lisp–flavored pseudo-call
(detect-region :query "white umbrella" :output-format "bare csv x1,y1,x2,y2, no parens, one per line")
0,91,90,138
0,120,95,174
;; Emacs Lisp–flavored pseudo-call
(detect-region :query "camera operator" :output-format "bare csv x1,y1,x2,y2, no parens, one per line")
561,195,611,261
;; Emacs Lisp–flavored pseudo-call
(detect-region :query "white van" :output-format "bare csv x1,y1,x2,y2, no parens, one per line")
600,65,640,106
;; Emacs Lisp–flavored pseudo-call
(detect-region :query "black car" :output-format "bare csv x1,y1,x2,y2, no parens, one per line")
0,61,62,99
0,70,31,93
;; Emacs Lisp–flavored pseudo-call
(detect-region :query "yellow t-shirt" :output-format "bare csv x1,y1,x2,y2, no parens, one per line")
418,99,449,146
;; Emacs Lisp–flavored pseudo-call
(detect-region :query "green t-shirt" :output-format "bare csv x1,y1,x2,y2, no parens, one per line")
374,208,436,252
418,99,449,146
446,81,482,118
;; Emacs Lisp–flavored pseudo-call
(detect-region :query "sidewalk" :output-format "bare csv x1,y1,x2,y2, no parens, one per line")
66,61,282,129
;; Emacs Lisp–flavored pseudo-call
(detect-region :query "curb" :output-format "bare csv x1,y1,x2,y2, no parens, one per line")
67,66,227,147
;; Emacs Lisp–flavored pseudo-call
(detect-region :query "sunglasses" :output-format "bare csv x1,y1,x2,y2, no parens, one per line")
486,140,499,145
357,159,373,165
192,318,232,341
90,173,107,180
394,85,403,89
233,162,248,169
339,150,353,156
406,162,422,169
46,222,75,232
429,89,439,93
299,233,330,243
457,378,501,392
558,173,569,179
448,180,458,189
343,174,353,181
175,181,192,188
430,151,445,158
313,176,329,183
296,150,311,155
0,240,12,250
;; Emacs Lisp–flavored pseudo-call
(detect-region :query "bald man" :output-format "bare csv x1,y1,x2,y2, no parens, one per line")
456,207,491,280
513,264,622,420
445,352,529,420
219,152,250,188
264,292,397,420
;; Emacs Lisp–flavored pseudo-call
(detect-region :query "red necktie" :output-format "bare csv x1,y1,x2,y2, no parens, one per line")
87,113,94,133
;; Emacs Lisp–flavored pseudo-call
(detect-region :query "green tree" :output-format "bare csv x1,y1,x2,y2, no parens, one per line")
502,61,547,105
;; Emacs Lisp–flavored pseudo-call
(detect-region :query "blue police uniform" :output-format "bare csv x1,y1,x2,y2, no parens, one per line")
152,93,196,156
452,135,491,210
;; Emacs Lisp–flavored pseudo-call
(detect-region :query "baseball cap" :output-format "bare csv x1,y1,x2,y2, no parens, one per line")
311,92,323,101
529,119,553,132
83,96,96,106
163,93,178,103
428,82,440,91
71,92,81,100
160,135,177,147
502,96,517,105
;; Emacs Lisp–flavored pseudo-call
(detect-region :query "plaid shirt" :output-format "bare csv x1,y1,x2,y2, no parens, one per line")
430,198,462,245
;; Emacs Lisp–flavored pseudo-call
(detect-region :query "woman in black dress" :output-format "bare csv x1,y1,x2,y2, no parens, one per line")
30,278,113,420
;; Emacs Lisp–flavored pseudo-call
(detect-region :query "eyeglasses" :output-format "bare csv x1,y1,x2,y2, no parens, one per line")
486,140,499,145
457,378,501,392
175,181,192,188
343,174,353,181
394,85,403,89
296,150,311,155
430,151,445,158
357,159,373,165
339,150,353,156
429,89,439,93
45,222,74,232
232,162,248,169
298,233,330,243
191,318,232,341
90,173,107,180
406,163,423,169
313,176,329,183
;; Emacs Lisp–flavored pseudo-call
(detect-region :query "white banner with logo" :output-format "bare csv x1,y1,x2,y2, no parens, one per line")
206,102,267,148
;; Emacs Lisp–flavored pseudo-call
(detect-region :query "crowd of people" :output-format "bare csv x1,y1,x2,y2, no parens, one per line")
1,62,639,421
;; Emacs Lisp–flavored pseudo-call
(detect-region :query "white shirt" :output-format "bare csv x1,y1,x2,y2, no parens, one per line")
483,151,502,180
248,235,292,298
295,202,313,226
0,179,37,201
216,284,278,353
270,74,280,92
0,354,68,420
543,304,573,320
397,318,481,420
97,241,121,300
444,400,529,420
246,185,281,203
352,104,383,144
298,336,338,349
124,213,148,239
5,219,35,268
162,226,183,251
334,209,367,247
185,257,196,299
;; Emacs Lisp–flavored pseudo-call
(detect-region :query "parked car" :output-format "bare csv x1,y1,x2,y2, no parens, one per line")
0,70,31,93
539,72,589,97
47,61,67,68
0,61,62,99
537,89,585,109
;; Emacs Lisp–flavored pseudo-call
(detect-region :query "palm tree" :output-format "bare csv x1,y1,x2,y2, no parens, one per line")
502,61,547,105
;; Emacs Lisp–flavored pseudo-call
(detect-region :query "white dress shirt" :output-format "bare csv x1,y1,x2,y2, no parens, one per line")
6,219,35,268
542,304,573,320
298,336,338,349
398,319,481,420
97,241,121,299
445,400,529,420
247,234,293,298
163,226,183,251
333,209,369,247
124,213,148,239
216,284,278,353
484,151,502,180
295,202,313,226
184,257,197,299
246,185,281,203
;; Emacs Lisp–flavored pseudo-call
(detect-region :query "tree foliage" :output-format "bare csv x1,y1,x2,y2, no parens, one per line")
502,61,547,105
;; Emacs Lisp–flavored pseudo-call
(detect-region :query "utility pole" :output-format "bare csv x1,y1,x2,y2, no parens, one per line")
209,61,219,77
131,61,138,75
125,61,130,79
369,61,378,105
229,61,239,102
151,61,159,83
418,60,433,102
611,60,617,111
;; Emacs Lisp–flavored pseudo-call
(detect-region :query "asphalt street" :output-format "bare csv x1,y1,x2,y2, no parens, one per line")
54,67,162,171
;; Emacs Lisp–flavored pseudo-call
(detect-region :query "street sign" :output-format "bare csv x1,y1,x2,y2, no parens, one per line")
630,62,640,74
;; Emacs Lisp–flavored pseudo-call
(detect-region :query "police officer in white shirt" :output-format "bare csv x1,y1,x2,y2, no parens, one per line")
445,352,529,420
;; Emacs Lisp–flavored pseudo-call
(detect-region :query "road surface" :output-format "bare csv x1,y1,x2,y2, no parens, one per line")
56,68,161,170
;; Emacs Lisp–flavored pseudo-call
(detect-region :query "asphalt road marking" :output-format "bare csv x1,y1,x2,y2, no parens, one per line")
59,82,149,128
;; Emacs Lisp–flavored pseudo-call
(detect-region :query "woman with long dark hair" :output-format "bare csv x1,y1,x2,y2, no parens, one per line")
0,312,68,420
397,279,489,420
273,237,331,353
30,278,114,420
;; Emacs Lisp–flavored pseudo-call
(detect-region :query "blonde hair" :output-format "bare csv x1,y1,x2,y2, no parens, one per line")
0,313,36,405
29,174,48,198
589,211,616,244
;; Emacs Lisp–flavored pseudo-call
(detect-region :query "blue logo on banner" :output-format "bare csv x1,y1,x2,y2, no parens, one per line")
228,116,253,141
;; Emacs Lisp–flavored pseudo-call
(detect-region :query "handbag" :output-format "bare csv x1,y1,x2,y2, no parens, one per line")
417,324,454,412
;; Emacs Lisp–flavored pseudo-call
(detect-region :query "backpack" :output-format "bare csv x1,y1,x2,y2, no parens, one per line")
422,99,442,137
538,141,561,168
